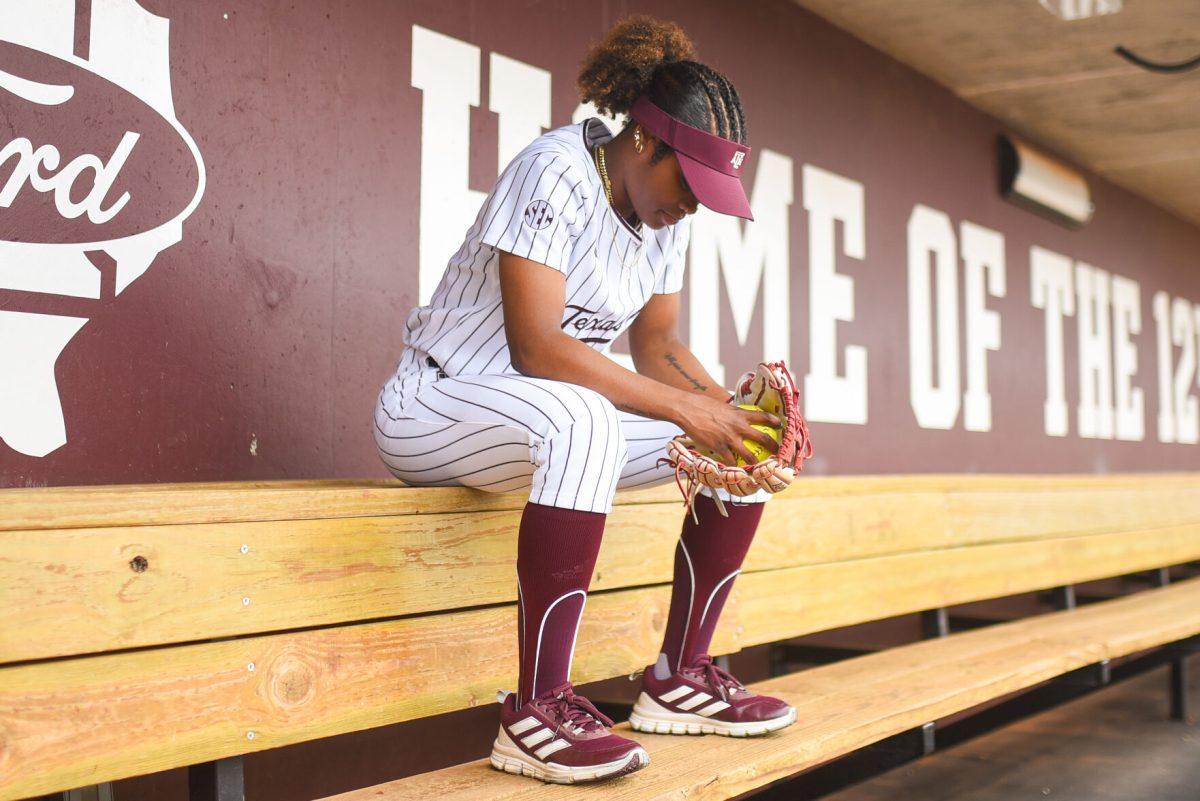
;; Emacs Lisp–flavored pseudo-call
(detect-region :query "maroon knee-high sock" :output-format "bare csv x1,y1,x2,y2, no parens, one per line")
515,501,606,706
657,494,765,675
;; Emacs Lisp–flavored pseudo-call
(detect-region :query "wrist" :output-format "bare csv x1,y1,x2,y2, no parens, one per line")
667,388,703,427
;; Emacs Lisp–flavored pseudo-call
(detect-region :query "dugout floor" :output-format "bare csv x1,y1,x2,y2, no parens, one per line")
811,661,1200,801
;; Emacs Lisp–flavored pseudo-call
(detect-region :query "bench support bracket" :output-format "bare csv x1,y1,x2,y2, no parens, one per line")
1051,584,1076,610
921,608,949,639
1168,635,1199,723
1170,656,1189,722
189,756,245,801
867,720,936,761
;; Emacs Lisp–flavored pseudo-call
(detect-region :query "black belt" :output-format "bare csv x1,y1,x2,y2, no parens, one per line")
425,355,448,378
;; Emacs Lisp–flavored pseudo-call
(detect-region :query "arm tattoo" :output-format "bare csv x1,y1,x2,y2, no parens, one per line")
617,402,659,419
664,352,709,392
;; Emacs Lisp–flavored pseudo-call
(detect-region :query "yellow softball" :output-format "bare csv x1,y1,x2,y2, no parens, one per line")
737,404,781,465
699,404,780,466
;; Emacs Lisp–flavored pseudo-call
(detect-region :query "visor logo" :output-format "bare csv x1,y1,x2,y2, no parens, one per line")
730,151,745,169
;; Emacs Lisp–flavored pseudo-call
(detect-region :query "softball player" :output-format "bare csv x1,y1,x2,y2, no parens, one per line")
374,16,795,784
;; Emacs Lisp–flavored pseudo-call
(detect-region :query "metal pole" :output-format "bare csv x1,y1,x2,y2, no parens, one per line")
1170,656,1189,722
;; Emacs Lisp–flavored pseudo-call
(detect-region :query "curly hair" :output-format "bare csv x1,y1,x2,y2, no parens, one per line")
576,14,748,164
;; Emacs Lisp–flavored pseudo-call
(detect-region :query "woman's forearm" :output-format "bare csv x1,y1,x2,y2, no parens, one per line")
514,332,699,423
630,335,731,403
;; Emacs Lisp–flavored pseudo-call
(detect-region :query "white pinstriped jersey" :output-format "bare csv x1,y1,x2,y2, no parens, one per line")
398,117,692,379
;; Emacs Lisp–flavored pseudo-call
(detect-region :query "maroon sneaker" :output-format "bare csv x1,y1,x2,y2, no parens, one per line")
490,682,649,783
630,654,796,737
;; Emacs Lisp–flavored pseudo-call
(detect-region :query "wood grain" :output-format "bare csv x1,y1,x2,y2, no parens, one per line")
738,520,1200,647
0,585,739,801
5,479,1199,663
788,0,1200,227
5,473,1200,798
4,520,1199,797
0,480,679,531
322,576,1200,801
4,473,1197,530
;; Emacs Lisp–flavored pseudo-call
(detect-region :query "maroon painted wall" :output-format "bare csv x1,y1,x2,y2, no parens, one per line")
2,0,1197,489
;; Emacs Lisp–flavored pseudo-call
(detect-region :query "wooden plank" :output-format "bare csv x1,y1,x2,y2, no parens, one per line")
0,481,681,531
791,0,1200,90
786,1,1200,228
6,480,1200,663
0,585,740,801
1103,155,1200,237
327,576,1200,801
745,485,1200,571
966,73,1200,171
738,520,1200,647
6,519,1200,798
0,503,680,663
942,488,1200,543
4,473,1198,531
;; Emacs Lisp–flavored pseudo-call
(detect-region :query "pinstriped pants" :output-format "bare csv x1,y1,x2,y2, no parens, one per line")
373,354,770,514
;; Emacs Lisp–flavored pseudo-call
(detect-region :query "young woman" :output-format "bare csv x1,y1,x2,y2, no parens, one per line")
374,15,794,785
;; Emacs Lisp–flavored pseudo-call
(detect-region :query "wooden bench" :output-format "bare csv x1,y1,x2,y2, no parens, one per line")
3,474,1200,800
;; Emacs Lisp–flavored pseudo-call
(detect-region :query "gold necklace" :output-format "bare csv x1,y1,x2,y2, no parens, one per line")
594,144,638,229
594,143,615,207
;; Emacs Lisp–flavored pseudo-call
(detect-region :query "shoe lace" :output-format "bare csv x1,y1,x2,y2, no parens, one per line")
684,654,745,703
537,686,614,735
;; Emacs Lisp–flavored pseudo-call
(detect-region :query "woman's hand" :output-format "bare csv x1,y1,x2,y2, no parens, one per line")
673,393,781,466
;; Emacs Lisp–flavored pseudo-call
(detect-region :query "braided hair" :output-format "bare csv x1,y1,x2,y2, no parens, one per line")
576,15,748,165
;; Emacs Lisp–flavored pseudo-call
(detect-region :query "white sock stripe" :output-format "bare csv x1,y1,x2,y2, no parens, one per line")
533,738,571,760
563,592,588,688
677,540,696,673
516,572,525,706
695,700,731,717
677,691,713,711
508,716,541,736
659,685,694,703
520,728,554,748
696,568,741,637
531,588,587,700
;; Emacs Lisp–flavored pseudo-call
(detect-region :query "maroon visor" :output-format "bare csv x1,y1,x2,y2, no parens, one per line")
628,95,754,221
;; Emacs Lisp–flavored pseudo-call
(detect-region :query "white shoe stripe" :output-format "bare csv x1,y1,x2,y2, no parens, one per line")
695,700,731,717
659,685,694,703
677,691,713,711
520,728,554,748
508,716,541,736
533,738,571,760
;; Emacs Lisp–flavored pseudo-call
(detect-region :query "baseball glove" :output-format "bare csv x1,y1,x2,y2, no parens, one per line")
659,360,814,522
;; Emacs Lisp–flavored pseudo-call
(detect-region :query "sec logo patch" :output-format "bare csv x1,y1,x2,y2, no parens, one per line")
523,200,554,230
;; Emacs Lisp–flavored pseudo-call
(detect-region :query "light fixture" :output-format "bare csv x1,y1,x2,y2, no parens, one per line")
1038,0,1122,21
998,135,1094,228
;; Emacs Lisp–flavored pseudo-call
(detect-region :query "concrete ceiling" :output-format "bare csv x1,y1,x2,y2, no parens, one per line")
791,0,1200,229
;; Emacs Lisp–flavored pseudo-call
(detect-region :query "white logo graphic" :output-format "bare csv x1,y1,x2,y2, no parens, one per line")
730,151,745,170
0,0,206,458
523,199,554,230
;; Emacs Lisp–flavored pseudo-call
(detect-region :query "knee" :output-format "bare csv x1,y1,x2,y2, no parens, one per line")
552,386,628,467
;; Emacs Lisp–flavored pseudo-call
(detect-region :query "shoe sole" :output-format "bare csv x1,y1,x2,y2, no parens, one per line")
629,693,797,737
489,740,649,784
